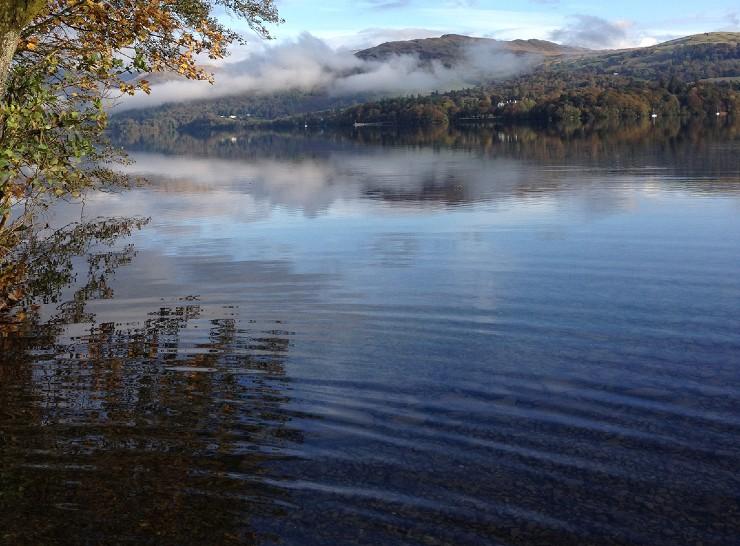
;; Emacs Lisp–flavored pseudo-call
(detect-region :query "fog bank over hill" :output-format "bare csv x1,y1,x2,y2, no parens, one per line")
114,33,557,111
110,31,740,130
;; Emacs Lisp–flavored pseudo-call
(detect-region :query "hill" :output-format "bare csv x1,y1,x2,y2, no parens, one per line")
109,32,740,135
549,32,740,81
355,34,584,66
276,33,740,127
653,32,740,48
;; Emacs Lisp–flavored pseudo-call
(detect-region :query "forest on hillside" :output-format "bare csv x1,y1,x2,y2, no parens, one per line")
109,35,740,135
278,78,740,127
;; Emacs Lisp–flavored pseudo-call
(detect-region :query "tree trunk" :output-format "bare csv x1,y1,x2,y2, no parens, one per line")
0,26,21,97
0,0,46,100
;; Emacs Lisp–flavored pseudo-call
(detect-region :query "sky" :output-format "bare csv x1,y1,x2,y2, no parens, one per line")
223,0,740,52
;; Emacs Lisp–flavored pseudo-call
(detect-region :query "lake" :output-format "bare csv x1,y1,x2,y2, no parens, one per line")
1,121,739,545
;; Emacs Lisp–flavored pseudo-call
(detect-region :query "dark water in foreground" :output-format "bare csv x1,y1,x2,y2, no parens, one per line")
2,123,740,545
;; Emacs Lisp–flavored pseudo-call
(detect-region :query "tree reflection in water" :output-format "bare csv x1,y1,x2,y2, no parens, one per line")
2,122,739,545
0,217,301,545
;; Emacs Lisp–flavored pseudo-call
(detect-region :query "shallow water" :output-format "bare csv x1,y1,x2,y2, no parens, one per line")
1,123,739,545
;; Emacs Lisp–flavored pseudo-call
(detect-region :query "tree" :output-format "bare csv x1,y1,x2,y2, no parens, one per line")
1,0,281,207
1,1,281,96
0,0,281,311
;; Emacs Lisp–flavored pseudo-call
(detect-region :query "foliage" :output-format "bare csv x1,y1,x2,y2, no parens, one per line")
0,0,281,311
278,78,740,128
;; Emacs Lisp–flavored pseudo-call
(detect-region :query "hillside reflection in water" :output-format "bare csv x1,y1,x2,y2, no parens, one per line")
1,122,739,545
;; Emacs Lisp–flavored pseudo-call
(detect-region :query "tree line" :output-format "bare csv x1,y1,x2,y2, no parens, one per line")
280,76,739,128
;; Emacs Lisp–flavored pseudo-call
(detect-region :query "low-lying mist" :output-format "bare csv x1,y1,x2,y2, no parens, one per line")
114,33,541,111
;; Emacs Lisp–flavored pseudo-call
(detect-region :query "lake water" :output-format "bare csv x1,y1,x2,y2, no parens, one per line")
1,122,739,545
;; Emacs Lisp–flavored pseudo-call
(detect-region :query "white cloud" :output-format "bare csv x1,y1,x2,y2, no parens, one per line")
550,15,660,49
113,32,541,111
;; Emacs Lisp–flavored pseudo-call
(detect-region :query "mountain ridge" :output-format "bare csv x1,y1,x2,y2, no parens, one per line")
355,34,587,66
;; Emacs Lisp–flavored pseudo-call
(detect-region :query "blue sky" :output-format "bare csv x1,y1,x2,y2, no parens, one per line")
227,0,740,50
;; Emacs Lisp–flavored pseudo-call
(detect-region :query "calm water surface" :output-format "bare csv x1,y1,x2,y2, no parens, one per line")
1,123,739,545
